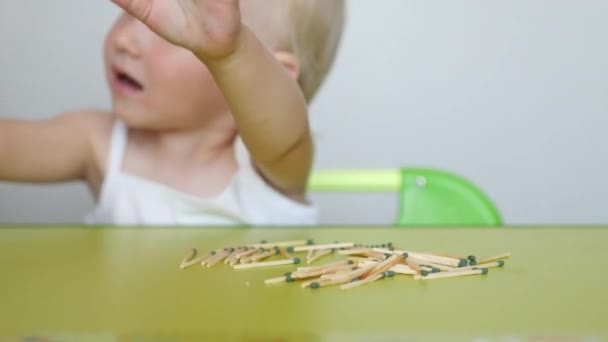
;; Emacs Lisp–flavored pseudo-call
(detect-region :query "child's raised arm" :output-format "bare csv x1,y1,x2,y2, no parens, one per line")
0,112,111,185
110,0,313,200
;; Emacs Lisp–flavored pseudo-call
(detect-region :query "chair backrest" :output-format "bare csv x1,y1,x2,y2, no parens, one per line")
308,168,502,226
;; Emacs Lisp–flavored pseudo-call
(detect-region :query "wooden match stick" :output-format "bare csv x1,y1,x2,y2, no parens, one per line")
417,262,456,272
405,259,425,275
477,253,511,265
297,260,353,273
390,264,417,275
338,248,374,256
205,248,233,267
415,268,489,280
363,253,406,278
251,248,278,262
224,247,244,264
265,275,292,285
179,248,197,268
325,263,377,282
307,249,334,264
236,248,260,261
279,248,294,259
308,276,355,289
306,249,314,264
301,277,323,288
457,260,506,272
375,248,467,267
180,255,206,269
293,263,357,280
318,265,361,279
340,271,395,290
292,242,354,252
233,258,301,270
250,240,313,248
240,248,266,264
425,252,476,262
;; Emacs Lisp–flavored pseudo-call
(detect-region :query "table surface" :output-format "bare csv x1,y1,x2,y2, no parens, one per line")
1,226,607,342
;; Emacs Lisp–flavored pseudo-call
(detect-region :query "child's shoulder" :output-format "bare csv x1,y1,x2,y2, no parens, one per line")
58,110,117,189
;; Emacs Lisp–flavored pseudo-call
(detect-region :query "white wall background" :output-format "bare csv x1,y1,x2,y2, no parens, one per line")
1,0,607,225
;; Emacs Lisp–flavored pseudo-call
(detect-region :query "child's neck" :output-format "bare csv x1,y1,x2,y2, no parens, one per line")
121,117,239,198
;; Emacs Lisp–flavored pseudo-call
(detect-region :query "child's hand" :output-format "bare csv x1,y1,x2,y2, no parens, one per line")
110,0,242,60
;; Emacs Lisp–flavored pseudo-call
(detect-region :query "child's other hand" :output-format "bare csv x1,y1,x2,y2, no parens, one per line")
109,0,242,60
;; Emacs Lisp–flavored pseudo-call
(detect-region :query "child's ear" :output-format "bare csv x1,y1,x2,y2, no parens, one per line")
274,51,301,81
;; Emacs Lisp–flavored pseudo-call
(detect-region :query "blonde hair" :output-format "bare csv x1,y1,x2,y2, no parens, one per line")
283,0,346,102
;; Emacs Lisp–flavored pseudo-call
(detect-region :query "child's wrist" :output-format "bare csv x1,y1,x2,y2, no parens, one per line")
192,24,250,67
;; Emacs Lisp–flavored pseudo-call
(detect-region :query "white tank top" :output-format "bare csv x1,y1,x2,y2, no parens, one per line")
85,120,318,226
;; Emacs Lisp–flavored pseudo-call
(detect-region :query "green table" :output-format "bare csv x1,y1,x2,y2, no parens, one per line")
1,226,607,341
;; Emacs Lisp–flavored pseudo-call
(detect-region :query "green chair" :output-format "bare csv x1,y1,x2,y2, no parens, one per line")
308,168,502,226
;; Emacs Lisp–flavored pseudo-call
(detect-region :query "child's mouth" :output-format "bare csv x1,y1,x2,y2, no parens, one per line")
115,70,144,92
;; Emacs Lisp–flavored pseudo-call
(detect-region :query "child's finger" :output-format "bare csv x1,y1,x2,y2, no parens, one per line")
109,0,153,22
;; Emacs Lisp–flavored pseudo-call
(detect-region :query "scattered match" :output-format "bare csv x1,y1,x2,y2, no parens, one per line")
180,240,510,291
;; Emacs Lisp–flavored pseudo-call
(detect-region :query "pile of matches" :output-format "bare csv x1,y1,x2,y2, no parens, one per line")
179,240,510,291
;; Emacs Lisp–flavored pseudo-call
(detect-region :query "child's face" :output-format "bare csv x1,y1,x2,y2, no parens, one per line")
104,13,231,130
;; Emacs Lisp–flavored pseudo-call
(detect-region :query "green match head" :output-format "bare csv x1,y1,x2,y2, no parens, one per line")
498,261,505,267
307,240,314,245
421,270,430,277
387,271,396,277
388,242,394,248
469,260,478,266
284,272,292,277
286,275,294,282
211,251,216,255
458,259,468,267
468,255,476,262
310,282,320,289
481,268,489,275
384,253,392,258
293,258,301,264
402,252,409,258
432,268,441,273
286,247,295,253
347,260,354,265
260,240,267,244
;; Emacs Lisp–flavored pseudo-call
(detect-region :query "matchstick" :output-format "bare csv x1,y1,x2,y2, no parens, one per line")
224,247,244,265
306,249,314,264
179,248,197,268
240,248,266,264
236,248,260,261
307,249,334,264
325,263,377,282
205,248,233,267
292,242,354,252
308,276,355,289
338,248,374,256
249,240,313,248
279,248,294,259
415,268,489,280
265,275,293,285
375,248,468,267
457,260,505,272
297,260,353,273
251,248,278,262
180,256,206,269
340,271,395,290
233,258,301,270
363,253,407,278
390,264,417,275
477,253,511,265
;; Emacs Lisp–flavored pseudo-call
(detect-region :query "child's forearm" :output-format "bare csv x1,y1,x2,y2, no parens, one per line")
200,27,313,188
0,114,99,183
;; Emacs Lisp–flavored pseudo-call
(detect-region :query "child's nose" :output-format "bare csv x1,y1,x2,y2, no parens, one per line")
113,16,150,58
